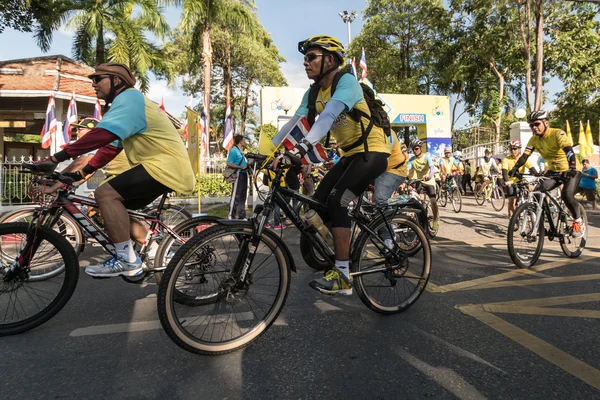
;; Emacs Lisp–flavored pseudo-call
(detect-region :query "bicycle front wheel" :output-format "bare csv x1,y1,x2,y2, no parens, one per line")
438,190,447,207
560,204,587,258
157,224,291,355
0,223,79,336
507,202,544,268
352,215,431,314
451,188,462,213
491,186,505,211
475,183,485,205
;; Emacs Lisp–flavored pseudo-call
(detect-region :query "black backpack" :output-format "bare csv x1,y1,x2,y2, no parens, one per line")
306,71,392,153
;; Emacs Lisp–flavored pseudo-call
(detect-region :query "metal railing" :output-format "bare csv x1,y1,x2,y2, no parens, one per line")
0,155,42,209
462,140,511,160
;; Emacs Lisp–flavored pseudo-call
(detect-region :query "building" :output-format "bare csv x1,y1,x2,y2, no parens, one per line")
0,55,100,161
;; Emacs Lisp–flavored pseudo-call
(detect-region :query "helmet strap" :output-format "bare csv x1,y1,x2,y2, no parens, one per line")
104,75,131,111
314,56,338,85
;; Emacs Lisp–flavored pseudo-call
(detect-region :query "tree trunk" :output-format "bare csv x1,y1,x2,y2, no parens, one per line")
534,0,544,110
489,58,505,144
241,78,251,135
517,0,533,111
202,29,212,149
96,20,105,64
224,41,233,134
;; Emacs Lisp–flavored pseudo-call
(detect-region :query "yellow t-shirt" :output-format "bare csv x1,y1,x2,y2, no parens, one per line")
439,157,456,174
299,74,391,158
525,128,572,172
501,155,535,183
96,89,195,195
408,154,436,186
386,139,408,177
102,150,131,176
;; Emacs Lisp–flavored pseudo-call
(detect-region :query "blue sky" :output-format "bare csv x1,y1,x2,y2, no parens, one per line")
0,0,560,128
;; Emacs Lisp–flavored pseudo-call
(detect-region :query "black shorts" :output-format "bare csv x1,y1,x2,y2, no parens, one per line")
107,164,171,210
422,182,437,199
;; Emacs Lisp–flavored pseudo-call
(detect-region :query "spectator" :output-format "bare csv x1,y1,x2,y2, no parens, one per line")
227,135,248,219
579,159,598,211
301,164,315,196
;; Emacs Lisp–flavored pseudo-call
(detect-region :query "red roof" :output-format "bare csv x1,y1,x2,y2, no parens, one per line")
0,55,96,98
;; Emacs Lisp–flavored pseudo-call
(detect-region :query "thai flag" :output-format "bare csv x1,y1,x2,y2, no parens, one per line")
40,94,57,149
318,167,326,180
93,99,102,120
351,58,358,79
183,96,193,141
222,98,234,151
280,117,328,165
359,48,368,81
61,92,77,147
159,97,166,112
200,95,209,156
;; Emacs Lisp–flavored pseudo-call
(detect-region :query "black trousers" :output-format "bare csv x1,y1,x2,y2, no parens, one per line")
228,170,248,219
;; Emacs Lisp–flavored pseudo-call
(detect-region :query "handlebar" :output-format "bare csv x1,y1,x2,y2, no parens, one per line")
20,163,76,185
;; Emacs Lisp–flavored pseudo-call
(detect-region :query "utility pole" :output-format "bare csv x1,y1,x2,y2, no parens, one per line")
338,10,357,47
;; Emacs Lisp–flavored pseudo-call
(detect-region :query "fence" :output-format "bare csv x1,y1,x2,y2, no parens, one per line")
0,155,41,209
462,140,511,160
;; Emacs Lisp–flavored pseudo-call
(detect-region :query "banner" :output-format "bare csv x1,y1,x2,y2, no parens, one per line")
186,107,199,175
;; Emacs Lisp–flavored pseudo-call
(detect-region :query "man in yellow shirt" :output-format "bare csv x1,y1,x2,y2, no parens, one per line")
509,110,583,237
407,140,439,230
501,140,538,217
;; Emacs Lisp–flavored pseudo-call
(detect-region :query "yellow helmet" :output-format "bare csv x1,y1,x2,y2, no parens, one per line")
298,35,346,65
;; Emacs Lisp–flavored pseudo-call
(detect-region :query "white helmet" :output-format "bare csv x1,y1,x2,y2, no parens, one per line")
453,151,462,158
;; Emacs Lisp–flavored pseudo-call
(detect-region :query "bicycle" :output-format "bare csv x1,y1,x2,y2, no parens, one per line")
0,165,214,336
403,180,438,238
507,174,587,268
157,153,432,355
437,173,462,213
475,174,505,211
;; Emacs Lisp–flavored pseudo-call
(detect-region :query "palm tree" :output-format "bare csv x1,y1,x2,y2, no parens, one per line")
34,0,172,92
178,0,256,143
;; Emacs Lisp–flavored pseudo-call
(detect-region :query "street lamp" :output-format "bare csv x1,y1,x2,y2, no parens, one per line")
338,10,357,47
515,108,526,119
281,99,293,115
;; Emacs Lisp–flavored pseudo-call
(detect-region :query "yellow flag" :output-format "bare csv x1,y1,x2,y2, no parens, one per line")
585,120,595,155
565,120,573,146
578,121,588,158
186,108,200,175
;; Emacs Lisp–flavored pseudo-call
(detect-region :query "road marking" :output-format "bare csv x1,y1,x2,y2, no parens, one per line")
457,294,600,391
314,300,343,312
471,273,600,290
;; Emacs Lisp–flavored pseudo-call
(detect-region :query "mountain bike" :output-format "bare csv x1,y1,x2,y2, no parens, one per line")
475,174,505,211
403,180,438,238
437,173,462,213
0,166,216,336
507,174,587,268
157,154,431,355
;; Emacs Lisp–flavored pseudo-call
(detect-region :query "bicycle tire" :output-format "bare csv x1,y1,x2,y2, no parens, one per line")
475,183,485,205
0,222,79,336
507,202,544,268
451,188,462,213
299,234,330,271
154,204,192,228
157,223,291,355
426,202,438,238
491,186,505,211
438,190,447,207
560,204,587,258
352,215,431,314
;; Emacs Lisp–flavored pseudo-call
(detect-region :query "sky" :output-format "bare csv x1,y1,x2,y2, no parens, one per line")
0,0,561,129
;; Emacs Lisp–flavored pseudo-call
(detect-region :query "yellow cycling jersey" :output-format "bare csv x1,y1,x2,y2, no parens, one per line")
439,157,455,174
408,154,436,186
386,140,408,177
524,128,572,172
501,155,535,183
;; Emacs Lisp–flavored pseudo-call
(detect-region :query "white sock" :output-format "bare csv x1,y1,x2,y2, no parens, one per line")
575,218,582,223
115,240,137,263
335,260,350,278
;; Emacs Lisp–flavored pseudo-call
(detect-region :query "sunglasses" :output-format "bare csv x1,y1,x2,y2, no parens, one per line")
304,53,326,63
510,147,519,150
529,121,543,128
91,75,110,84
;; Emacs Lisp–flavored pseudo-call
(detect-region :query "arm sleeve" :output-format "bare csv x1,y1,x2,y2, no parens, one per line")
512,153,530,172
329,74,364,112
53,128,121,161
502,168,509,181
294,90,310,117
563,145,576,169
304,100,346,144
83,145,123,174
426,155,435,179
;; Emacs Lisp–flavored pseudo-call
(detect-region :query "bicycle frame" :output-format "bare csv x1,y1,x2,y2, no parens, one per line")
527,189,566,238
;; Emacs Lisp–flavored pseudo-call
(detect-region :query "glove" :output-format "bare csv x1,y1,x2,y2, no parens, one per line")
562,169,577,179
32,156,58,173
290,139,312,159
62,171,86,182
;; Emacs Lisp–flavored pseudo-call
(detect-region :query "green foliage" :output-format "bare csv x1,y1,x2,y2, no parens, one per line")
195,173,232,197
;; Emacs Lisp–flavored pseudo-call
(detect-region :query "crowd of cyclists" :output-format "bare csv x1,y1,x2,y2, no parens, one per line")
20,34,592,297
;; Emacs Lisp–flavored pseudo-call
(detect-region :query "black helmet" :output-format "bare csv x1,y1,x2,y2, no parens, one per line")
527,110,550,123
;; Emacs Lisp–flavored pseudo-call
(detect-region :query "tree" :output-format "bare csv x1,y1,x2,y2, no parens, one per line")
178,0,256,146
0,0,70,42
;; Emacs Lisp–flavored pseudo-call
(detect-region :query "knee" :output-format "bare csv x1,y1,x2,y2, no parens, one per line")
94,184,120,204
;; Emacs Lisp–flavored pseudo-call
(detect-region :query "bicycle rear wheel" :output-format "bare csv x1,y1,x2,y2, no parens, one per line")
560,204,587,258
438,190,447,207
156,204,192,228
425,201,438,238
507,202,544,268
0,223,79,336
157,224,291,355
352,215,431,314
475,183,485,205
491,186,505,211
451,188,462,213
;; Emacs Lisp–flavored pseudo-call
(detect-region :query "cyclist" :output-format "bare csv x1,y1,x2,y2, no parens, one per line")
373,131,409,249
439,148,457,188
508,110,583,237
407,140,439,230
477,149,501,194
277,35,390,295
501,140,538,217
454,151,466,195
31,62,195,277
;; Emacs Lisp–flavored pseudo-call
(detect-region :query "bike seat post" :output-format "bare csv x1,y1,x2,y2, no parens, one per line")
153,192,170,215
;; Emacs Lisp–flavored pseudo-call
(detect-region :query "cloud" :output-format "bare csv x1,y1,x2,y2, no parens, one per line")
280,62,310,89
147,80,178,102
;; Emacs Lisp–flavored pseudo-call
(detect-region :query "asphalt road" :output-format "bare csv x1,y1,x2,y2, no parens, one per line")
2,197,599,400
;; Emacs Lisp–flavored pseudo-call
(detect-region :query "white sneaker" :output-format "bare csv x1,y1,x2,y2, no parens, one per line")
85,256,143,277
